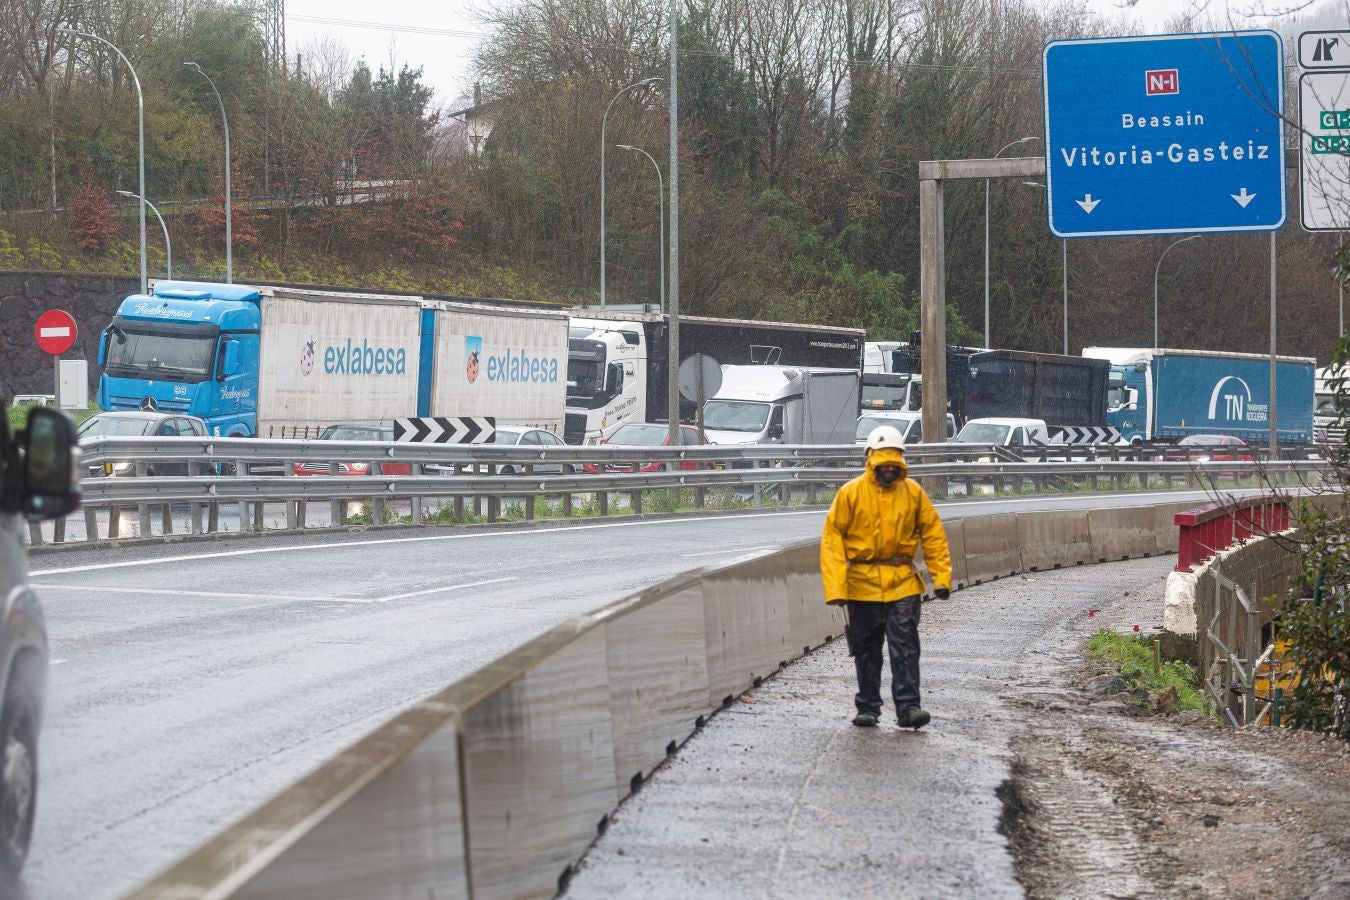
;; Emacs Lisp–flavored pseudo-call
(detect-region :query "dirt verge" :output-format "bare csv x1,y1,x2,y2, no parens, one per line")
1001,663,1350,898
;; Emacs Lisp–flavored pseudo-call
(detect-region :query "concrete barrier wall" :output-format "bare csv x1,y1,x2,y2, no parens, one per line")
133,502,1186,900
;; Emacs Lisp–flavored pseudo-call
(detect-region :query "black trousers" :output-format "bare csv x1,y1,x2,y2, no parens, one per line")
845,597,922,717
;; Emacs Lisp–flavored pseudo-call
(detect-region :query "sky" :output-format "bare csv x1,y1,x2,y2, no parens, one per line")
283,0,1330,111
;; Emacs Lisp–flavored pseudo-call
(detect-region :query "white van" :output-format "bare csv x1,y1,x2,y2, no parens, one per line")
855,410,956,445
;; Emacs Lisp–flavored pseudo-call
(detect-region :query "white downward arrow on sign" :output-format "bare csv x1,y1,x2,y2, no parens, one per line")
1076,194,1101,214
1232,187,1256,208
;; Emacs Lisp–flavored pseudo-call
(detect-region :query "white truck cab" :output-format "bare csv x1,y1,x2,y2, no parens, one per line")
954,417,1051,447
565,316,650,444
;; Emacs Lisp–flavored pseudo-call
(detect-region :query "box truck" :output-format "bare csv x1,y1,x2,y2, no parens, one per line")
885,340,1114,441
1315,365,1347,447
955,350,1112,437
701,365,861,445
1083,347,1316,444
565,313,864,443
97,281,569,437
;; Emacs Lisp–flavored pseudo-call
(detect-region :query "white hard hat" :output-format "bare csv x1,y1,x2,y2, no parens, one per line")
864,425,906,454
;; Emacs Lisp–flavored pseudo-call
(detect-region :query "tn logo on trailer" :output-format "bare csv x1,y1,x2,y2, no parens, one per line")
1145,68,1179,96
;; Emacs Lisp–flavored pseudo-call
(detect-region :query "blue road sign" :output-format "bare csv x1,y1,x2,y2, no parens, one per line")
1042,31,1286,238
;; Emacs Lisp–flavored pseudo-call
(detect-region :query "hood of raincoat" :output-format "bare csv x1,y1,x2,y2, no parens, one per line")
866,447,909,483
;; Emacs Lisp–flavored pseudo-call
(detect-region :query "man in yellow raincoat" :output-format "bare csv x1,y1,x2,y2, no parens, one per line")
821,425,952,729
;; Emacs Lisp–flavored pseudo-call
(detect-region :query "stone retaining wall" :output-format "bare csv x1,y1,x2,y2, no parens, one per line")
0,272,137,401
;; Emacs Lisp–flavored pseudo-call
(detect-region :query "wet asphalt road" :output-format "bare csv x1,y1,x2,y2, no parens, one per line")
19,490,1222,898
569,555,1177,899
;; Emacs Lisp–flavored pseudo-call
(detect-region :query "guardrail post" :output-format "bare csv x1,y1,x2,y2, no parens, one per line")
1244,581,1259,726
598,489,609,517
84,505,100,541
411,464,423,526
161,502,173,536
134,461,151,537
487,494,499,523
372,497,386,526
631,488,642,515
26,521,41,546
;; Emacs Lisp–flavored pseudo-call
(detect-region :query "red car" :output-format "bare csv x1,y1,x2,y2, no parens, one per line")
1163,434,1255,464
583,423,712,474
292,424,411,477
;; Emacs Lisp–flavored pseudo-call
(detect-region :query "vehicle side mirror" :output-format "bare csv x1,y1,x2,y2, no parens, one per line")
21,408,81,521
608,363,624,393
768,423,784,439
219,339,241,379
98,329,109,366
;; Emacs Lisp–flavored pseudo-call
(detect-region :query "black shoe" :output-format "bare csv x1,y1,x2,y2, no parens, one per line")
853,712,879,727
899,707,931,729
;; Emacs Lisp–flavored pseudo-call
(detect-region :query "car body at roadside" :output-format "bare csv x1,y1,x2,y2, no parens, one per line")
855,411,955,445
0,406,81,877
1163,434,1255,465
582,423,711,474
291,424,412,477
77,411,208,477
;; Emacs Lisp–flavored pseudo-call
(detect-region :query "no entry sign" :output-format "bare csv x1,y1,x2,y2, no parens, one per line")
35,309,78,355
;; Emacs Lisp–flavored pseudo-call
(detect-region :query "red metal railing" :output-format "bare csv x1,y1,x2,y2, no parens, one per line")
1174,497,1291,572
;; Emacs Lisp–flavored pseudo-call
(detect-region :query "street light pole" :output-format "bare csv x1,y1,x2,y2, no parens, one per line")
1153,234,1203,348
61,27,146,295
666,0,680,447
117,191,170,279
985,136,1038,348
616,145,665,313
600,76,660,308
184,62,231,283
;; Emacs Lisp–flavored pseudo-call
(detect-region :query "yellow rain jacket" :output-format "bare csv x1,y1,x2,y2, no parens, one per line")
821,447,952,604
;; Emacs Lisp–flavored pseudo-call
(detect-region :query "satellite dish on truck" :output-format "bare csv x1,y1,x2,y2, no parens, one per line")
678,353,722,403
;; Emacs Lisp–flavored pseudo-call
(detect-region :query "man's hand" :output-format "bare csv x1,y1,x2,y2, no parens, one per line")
934,587,951,600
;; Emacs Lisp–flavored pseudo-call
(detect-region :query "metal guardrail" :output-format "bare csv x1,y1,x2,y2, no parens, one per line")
31,437,1330,546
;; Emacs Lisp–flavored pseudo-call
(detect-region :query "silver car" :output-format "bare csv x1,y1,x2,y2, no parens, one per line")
77,411,208,477
0,406,80,878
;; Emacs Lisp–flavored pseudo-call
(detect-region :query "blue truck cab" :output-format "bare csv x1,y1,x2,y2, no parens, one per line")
98,281,262,436
1084,347,1316,445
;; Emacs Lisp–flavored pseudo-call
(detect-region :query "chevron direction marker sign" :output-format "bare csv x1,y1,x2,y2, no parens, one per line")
1057,426,1121,445
393,416,496,444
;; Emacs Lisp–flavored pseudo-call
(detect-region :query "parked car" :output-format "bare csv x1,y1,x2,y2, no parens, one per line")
77,411,208,476
0,406,80,878
583,423,712,474
855,411,956,446
489,427,567,475
292,424,411,477
1163,434,1256,464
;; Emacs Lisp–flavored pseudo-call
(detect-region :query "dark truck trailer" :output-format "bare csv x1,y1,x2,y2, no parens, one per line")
956,350,1109,429
645,315,865,422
